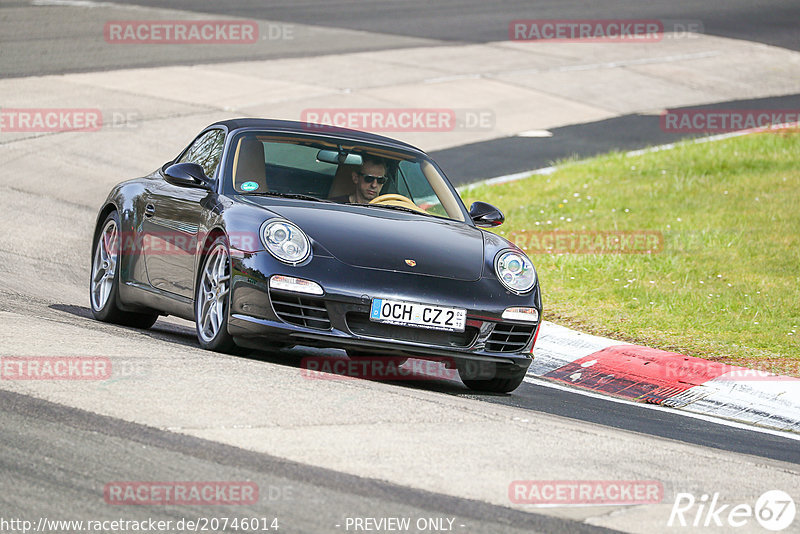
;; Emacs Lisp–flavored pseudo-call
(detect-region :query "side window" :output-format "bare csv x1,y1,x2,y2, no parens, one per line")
178,129,225,178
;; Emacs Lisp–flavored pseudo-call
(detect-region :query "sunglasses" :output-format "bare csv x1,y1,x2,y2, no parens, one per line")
359,173,388,184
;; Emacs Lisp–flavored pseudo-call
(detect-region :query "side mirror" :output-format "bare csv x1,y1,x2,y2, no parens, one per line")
469,201,505,227
164,163,213,190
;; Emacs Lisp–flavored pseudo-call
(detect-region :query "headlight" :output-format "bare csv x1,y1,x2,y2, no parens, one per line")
260,220,311,264
495,250,536,294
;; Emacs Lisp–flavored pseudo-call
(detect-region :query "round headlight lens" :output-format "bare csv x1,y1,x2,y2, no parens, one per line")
260,220,311,264
495,250,536,294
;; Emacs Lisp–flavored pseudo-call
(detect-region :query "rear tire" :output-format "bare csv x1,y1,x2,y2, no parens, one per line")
90,210,158,329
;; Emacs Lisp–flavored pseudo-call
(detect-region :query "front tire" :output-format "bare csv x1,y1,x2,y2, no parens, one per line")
195,236,240,353
458,362,528,393
90,211,158,329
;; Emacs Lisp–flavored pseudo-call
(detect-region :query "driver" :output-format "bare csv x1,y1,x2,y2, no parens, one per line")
331,156,388,204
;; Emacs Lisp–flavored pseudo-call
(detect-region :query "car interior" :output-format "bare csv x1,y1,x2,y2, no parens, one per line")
227,134,460,220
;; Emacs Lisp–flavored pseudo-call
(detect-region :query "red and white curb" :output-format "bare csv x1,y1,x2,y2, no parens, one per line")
528,322,800,433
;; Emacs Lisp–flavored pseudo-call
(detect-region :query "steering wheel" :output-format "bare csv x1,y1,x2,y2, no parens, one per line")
369,194,427,214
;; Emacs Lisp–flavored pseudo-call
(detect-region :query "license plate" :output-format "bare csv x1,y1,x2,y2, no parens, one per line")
370,298,466,332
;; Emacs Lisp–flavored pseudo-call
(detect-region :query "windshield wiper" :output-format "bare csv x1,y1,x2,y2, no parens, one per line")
243,191,333,203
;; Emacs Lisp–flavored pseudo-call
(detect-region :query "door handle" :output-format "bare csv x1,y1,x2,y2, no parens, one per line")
144,204,155,217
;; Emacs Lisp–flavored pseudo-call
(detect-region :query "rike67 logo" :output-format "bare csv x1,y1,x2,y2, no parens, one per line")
668,490,796,531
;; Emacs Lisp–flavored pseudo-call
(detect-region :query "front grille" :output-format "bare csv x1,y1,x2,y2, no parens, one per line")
269,290,331,330
485,323,536,353
345,313,478,348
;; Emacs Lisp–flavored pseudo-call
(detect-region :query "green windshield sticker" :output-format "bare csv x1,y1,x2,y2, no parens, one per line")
241,181,259,191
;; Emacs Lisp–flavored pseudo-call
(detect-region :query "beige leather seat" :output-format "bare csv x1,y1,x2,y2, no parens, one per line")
232,137,268,192
326,164,358,200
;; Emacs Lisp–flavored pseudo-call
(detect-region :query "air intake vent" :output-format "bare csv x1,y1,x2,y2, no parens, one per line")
269,291,331,330
485,323,536,353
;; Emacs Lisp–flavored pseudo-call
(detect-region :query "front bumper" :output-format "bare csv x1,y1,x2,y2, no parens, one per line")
227,252,541,369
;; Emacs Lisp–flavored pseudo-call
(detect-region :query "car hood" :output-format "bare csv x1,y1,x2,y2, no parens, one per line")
268,204,484,281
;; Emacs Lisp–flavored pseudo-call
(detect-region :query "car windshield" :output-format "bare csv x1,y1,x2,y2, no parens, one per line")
224,132,467,222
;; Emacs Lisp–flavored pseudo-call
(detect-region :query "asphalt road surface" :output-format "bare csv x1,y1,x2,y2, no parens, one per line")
3,0,798,179
3,389,612,534
434,93,800,184
4,0,799,75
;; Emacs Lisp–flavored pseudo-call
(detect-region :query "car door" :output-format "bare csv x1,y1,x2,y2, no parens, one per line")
142,129,225,299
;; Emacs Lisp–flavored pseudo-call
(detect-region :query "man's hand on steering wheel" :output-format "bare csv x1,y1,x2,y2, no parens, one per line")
368,194,427,214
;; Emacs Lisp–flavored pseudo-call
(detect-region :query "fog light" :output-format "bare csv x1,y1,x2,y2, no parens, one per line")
502,307,539,323
270,275,323,295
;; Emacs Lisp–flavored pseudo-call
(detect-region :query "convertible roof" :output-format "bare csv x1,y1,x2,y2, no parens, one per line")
212,118,423,153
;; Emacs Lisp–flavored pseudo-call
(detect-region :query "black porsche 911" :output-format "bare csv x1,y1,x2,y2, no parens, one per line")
90,119,541,392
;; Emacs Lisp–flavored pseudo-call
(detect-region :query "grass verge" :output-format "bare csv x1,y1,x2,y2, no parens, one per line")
462,129,800,375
